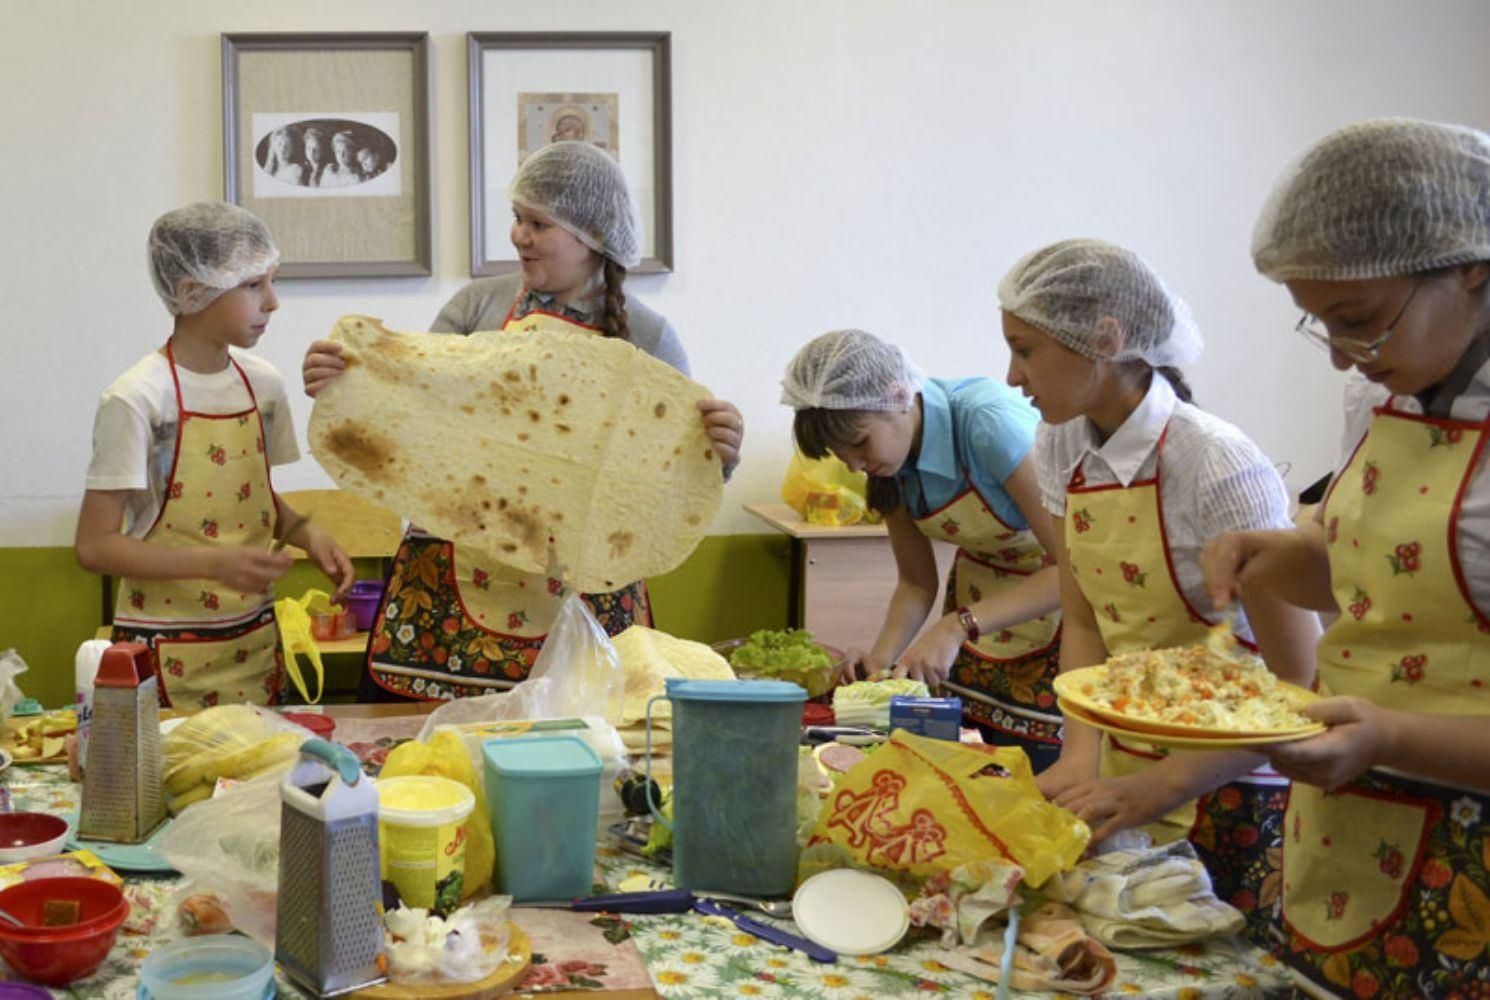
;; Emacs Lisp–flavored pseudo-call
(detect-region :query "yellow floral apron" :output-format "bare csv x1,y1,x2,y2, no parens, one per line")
1283,401,1490,997
916,483,1062,769
365,303,652,701
1064,428,1285,945
110,343,285,708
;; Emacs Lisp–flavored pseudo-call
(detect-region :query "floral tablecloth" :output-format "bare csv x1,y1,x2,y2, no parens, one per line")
592,845,1293,1000
2,766,1294,999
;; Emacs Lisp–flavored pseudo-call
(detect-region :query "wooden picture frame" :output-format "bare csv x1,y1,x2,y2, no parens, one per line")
222,32,432,278
467,31,673,276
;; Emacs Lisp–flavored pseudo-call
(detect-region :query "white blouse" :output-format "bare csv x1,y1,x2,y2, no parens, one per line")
1037,375,1294,630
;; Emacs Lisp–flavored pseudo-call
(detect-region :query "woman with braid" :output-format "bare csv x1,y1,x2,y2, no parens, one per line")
300,141,744,700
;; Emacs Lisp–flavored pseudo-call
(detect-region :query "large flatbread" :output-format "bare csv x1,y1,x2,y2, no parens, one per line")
308,315,723,592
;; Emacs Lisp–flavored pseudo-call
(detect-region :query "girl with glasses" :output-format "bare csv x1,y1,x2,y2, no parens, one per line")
1205,118,1490,996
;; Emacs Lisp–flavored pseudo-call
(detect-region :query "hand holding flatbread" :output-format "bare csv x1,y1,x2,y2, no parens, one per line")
308,315,723,592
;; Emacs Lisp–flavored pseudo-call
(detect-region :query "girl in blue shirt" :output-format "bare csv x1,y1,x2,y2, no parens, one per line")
781,329,1063,769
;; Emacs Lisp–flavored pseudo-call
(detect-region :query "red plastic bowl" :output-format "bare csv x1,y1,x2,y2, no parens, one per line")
0,877,127,985
281,712,336,740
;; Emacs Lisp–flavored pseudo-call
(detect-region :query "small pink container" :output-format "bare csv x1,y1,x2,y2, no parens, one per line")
342,580,385,632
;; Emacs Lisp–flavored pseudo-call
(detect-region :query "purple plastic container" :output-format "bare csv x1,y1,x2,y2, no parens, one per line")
0,985,53,999
342,580,385,631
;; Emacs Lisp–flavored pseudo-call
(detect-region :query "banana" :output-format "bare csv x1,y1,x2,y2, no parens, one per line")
166,781,214,815
208,732,301,783
165,751,218,796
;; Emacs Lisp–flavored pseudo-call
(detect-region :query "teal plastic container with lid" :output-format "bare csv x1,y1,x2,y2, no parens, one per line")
483,735,602,901
646,678,806,896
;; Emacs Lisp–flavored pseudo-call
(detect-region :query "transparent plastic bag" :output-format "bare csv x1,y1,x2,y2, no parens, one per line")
414,596,629,835
160,772,286,946
163,706,314,815
0,650,29,721
417,594,624,730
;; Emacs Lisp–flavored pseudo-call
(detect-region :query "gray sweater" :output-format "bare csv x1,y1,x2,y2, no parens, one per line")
429,272,690,375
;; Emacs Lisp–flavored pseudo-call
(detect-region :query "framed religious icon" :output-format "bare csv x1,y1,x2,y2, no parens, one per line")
222,32,432,277
468,31,673,276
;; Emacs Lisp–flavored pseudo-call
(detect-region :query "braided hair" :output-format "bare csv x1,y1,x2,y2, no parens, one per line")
599,257,631,341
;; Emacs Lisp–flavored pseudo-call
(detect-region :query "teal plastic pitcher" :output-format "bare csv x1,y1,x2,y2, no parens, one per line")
646,678,806,896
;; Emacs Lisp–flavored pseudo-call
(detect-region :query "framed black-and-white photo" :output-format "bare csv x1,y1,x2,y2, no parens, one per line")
222,32,431,278
468,32,673,276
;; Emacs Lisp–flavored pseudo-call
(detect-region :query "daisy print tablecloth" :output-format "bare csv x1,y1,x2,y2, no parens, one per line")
595,845,1293,999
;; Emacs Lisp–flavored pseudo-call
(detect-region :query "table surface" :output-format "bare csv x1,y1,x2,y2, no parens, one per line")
744,502,890,540
0,703,1293,999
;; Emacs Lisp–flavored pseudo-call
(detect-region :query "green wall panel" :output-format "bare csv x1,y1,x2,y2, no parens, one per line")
0,549,99,709
0,535,792,709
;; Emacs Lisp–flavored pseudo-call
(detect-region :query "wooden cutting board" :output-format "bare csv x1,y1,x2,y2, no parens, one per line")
352,922,532,999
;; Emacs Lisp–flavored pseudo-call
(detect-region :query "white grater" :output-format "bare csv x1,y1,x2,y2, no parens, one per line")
276,738,386,997
78,642,165,843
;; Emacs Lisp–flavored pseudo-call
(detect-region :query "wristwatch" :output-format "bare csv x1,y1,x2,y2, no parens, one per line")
956,606,980,642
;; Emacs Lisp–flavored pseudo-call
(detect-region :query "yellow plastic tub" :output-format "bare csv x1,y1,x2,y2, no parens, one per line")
376,775,475,915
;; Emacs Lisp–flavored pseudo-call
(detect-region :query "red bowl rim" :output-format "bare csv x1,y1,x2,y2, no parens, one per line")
0,877,127,936
0,899,127,941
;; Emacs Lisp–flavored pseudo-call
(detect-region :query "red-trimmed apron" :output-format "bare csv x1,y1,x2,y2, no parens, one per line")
365,302,652,701
1282,401,1490,998
110,342,284,708
1064,427,1285,947
914,480,1062,770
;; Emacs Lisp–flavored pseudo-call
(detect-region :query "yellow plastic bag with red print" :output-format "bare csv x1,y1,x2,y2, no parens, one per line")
780,450,879,527
802,731,1089,888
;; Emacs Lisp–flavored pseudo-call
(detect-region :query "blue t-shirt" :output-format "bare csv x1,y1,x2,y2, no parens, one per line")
894,377,1039,529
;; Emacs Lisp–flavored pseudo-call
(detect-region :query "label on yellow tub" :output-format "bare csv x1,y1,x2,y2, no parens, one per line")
377,775,475,916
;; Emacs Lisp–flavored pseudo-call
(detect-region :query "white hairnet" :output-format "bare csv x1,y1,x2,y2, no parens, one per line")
780,329,924,411
1252,118,1490,282
997,239,1202,367
509,141,641,268
148,202,280,316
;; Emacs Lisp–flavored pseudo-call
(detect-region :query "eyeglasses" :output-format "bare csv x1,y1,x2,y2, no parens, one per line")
1295,279,1424,364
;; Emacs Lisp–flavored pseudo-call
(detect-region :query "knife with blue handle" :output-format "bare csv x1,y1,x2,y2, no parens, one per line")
693,897,837,963
512,888,695,913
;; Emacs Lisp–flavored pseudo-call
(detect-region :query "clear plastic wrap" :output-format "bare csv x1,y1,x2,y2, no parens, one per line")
160,772,285,946
0,649,29,721
163,706,314,815
415,595,629,835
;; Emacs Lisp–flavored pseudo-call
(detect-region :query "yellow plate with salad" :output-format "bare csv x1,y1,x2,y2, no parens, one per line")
1053,643,1323,741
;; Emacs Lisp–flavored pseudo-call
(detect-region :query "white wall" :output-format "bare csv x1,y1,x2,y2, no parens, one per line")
4,0,1489,546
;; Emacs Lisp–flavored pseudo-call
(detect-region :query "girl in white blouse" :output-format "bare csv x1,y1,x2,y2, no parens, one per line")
1002,239,1320,946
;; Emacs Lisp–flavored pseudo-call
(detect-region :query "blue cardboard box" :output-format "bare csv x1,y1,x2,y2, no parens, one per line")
889,696,962,741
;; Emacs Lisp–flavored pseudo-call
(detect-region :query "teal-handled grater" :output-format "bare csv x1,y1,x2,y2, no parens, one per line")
276,738,386,997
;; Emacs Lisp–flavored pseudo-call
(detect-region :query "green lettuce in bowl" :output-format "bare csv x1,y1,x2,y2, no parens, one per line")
713,629,839,698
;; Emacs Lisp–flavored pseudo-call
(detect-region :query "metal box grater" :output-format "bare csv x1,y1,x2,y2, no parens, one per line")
276,738,385,997
78,642,165,843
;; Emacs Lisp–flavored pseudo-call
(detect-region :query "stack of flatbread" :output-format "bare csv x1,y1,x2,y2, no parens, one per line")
308,316,723,592
612,626,735,752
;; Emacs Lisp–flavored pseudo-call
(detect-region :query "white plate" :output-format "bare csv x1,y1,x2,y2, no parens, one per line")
159,717,186,736
792,868,908,956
